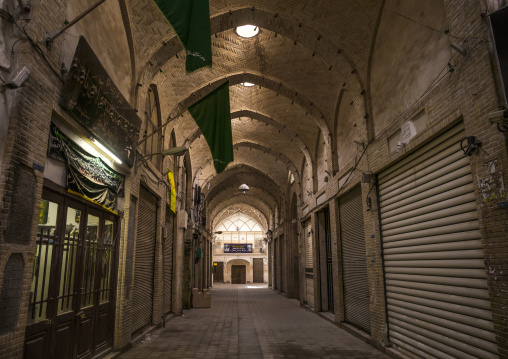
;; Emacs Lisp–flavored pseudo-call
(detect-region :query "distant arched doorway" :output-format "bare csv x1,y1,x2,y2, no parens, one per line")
226,259,250,284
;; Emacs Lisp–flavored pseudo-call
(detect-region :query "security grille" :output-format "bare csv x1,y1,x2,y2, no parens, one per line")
379,122,498,358
163,206,174,315
304,219,314,308
340,186,370,333
131,187,157,337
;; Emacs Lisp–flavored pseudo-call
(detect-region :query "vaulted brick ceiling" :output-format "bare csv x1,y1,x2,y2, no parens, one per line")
127,0,382,224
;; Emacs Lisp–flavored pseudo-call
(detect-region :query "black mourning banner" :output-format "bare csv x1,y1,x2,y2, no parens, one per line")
49,124,125,214
491,7,508,104
60,36,141,167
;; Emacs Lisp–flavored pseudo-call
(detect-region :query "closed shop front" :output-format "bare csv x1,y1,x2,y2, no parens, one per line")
339,186,370,333
131,186,157,337
253,258,264,283
214,262,224,282
304,219,314,308
163,205,174,315
379,122,498,358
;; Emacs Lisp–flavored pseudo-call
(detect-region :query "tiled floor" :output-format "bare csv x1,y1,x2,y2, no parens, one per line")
118,283,389,358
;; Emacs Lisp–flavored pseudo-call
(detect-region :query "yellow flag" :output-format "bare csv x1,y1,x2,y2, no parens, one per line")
167,170,177,213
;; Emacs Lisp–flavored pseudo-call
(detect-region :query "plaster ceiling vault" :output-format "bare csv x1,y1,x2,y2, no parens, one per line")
126,0,386,229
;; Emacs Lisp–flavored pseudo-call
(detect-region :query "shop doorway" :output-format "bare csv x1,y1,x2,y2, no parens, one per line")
24,187,118,359
213,262,224,282
253,258,264,283
317,208,333,313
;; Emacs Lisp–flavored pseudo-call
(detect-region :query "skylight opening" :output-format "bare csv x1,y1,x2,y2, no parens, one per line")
235,25,259,38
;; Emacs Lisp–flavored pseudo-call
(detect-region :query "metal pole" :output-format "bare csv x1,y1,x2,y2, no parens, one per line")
138,108,187,146
46,0,106,46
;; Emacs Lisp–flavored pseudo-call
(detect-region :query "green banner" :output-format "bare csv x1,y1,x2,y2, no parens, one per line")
188,81,233,174
48,124,125,213
154,0,212,73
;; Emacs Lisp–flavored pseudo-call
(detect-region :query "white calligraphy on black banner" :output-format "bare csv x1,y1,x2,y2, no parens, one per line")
224,244,253,253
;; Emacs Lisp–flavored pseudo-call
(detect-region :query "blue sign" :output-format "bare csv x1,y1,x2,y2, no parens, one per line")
224,243,253,253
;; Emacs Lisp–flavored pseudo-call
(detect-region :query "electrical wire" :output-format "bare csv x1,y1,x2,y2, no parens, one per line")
335,141,370,197
383,5,464,40
0,9,63,84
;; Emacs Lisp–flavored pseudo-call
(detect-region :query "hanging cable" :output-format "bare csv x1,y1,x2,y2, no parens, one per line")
383,5,464,40
0,9,63,84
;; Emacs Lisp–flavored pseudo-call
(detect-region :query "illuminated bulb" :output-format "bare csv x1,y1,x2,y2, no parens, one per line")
235,25,259,38
91,138,122,164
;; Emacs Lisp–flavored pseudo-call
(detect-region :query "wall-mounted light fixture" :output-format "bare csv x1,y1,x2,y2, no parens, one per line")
135,146,188,171
91,138,122,164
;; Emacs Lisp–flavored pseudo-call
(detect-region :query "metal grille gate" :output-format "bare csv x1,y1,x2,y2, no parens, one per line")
131,187,157,337
163,206,174,315
340,186,370,333
378,122,498,358
304,219,315,308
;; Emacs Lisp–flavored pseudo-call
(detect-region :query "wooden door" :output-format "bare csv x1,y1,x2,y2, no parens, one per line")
214,262,224,282
231,265,246,284
253,258,263,283
53,201,85,359
24,190,118,359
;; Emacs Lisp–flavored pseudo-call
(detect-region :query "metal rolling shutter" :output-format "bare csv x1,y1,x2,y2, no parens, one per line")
253,258,263,283
280,235,285,293
305,219,315,308
378,122,498,359
131,187,157,336
163,207,174,315
340,186,370,333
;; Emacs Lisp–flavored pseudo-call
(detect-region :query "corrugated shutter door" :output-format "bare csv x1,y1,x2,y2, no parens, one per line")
304,219,314,308
340,186,370,333
253,258,263,283
378,122,498,359
131,187,157,337
163,207,174,315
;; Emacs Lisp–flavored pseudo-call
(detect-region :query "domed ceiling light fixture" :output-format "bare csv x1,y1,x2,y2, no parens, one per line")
240,82,255,87
238,184,249,194
235,25,259,38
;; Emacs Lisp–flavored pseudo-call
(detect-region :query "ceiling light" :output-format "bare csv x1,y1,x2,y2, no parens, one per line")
235,25,259,38
239,183,250,194
91,138,122,164
240,82,255,87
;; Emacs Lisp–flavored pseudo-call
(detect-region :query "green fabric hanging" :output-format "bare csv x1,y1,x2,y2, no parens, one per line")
153,0,212,73
188,81,233,174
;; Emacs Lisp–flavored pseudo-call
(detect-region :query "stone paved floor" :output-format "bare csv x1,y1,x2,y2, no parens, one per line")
118,283,390,358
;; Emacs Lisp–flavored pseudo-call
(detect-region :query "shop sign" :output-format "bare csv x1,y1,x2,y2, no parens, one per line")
224,243,253,253
60,36,141,167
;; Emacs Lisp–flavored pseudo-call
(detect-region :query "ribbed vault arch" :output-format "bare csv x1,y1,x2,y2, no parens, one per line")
187,109,312,172
193,142,300,187
212,204,268,233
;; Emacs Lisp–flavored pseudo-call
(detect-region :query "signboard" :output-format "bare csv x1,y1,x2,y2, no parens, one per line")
224,243,253,253
490,6,508,105
60,36,141,167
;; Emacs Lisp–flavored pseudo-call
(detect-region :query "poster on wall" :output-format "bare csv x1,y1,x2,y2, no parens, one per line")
224,243,253,253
